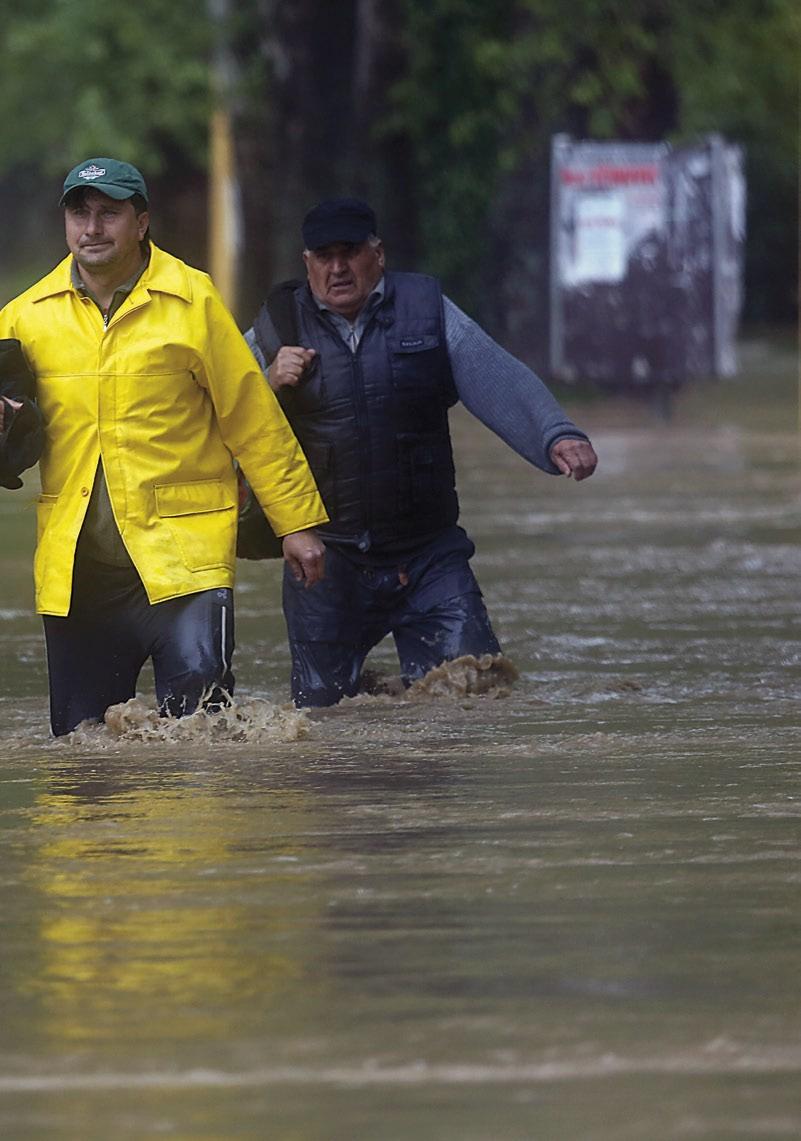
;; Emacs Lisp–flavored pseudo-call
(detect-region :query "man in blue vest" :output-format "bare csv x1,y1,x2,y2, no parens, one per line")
246,197,598,707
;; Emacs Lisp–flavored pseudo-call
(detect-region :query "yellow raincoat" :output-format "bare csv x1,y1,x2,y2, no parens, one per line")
0,244,328,615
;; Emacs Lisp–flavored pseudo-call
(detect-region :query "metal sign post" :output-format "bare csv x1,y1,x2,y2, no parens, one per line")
550,134,745,396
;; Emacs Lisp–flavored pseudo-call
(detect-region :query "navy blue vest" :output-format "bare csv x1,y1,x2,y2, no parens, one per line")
254,271,459,551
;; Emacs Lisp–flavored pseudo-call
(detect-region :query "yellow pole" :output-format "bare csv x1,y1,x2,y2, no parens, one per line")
207,0,241,315
208,105,239,313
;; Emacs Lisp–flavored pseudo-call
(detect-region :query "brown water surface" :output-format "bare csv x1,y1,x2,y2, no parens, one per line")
1,336,800,1139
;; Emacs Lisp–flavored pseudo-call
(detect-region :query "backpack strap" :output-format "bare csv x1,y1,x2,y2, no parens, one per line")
252,279,304,358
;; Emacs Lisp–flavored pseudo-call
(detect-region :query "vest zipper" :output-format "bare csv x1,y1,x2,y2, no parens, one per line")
348,342,373,548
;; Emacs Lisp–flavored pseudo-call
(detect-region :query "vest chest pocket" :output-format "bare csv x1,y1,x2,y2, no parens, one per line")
389,332,450,434
389,333,443,390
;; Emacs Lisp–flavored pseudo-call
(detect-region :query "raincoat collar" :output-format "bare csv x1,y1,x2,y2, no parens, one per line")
28,243,194,306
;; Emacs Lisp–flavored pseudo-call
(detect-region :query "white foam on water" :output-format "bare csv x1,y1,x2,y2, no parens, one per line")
1,1041,800,1092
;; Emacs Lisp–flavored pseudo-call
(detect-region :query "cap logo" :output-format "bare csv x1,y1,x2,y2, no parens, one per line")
78,164,107,181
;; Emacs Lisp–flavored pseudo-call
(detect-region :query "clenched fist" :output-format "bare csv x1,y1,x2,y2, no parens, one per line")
268,346,317,391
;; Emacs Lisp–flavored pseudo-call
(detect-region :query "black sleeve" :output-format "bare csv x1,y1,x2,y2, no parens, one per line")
0,339,44,490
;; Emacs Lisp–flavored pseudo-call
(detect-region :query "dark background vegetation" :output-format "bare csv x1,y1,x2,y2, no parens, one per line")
0,0,797,362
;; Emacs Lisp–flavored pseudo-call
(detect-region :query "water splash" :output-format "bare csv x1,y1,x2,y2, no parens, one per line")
66,696,311,745
359,654,519,702
53,656,517,748
408,653,519,700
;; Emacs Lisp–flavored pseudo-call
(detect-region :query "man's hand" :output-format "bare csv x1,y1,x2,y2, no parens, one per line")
0,397,22,434
268,346,317,391
282,528,326,587
550,438,598,481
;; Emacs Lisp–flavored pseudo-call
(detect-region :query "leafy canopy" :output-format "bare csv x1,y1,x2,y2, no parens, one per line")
0,0,211,173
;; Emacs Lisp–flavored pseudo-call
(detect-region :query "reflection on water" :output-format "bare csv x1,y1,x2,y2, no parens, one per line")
1,337,800,1139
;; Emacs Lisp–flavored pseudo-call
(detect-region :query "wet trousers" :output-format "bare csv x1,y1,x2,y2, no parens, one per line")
42,552,235,736
283,526,500,707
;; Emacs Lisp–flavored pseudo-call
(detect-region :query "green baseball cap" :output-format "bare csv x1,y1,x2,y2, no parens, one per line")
60,157,148,205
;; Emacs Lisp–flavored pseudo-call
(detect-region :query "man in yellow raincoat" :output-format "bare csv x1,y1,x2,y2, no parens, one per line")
0,157,328,736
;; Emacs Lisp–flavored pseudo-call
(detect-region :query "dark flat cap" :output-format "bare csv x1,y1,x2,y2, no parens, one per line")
302,198,377,250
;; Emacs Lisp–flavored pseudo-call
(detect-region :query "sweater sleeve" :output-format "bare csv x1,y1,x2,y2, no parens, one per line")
443,297,589,474
245,311,284,371
244,326,269,371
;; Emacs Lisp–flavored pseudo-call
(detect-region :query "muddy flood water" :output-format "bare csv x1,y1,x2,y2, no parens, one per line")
1,336,800,1140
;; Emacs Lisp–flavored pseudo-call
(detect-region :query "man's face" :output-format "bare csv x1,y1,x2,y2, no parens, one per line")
303,240,385,320
65,190,148,276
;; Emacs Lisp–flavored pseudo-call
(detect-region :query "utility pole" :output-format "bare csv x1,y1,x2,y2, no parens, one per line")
207,0,242,314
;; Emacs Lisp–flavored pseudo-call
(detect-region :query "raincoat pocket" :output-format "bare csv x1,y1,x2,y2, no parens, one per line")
155,479,237,572
35,493,59,543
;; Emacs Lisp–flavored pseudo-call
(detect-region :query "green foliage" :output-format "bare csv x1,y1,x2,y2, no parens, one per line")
382,0,799,316
383,0,676,302
0,0,795,320
668,0,799,318
0,0,212,172
380,1,518,299
671,0,798,148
